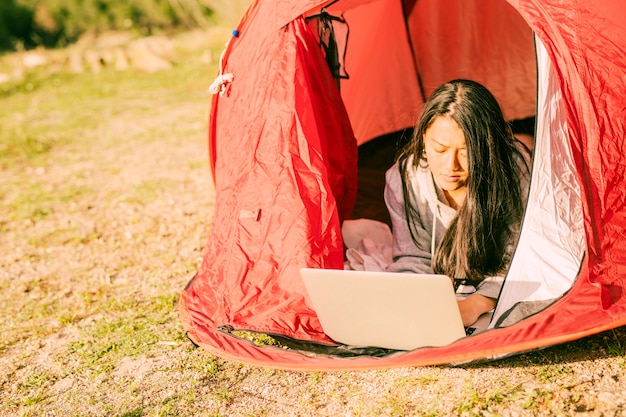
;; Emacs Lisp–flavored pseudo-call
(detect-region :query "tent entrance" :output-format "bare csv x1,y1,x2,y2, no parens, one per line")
349,128,412,226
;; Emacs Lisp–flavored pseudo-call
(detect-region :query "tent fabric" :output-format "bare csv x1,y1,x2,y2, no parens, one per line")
406,0,537,121
330,0,424,144
179,0,626,370
491,36,586,327
188,14,358,344
327,0,537,145
518,0,626,306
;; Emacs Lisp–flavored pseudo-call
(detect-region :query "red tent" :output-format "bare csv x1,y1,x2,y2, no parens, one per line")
179,0,626,370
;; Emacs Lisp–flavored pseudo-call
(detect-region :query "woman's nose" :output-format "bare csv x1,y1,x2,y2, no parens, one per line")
445,151,461,170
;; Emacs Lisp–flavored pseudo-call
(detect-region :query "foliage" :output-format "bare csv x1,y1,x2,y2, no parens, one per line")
1,0,219,51
0,0,35,50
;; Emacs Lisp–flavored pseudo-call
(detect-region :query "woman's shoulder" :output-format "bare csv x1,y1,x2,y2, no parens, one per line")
513,139,532,165
385,161,402,185
385,156,429,183
385,158,434,203
511,140,532,184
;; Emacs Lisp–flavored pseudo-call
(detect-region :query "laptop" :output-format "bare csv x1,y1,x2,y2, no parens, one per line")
300,268,468,350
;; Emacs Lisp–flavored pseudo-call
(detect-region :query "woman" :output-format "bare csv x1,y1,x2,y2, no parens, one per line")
385,79,530,327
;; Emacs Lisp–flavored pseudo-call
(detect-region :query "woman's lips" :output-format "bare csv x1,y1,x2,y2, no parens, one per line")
442,174,462,182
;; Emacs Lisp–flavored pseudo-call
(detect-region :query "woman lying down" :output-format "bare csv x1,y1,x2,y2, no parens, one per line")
344,79,531,329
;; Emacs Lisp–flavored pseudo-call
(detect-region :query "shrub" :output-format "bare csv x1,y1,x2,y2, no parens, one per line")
1,0,217,51
0,0,35,50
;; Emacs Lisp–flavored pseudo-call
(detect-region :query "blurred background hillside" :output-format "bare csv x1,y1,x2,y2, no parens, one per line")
0,0,249,52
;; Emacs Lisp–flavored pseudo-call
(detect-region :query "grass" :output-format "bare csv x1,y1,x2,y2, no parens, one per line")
1,21,626,417
0,26,229,415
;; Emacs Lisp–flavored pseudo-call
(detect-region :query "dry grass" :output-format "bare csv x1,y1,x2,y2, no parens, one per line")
1,25,625,417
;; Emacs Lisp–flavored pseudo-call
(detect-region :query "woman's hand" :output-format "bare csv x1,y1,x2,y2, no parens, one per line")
457,294,496,327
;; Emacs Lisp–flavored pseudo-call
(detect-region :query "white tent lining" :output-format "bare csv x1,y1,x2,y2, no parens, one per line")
491,36,586,328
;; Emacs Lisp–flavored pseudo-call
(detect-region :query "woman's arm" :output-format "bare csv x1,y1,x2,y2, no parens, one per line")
459,276,503,326
457,294,496,327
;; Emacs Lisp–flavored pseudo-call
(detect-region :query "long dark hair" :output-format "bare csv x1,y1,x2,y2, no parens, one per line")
396,79,529,284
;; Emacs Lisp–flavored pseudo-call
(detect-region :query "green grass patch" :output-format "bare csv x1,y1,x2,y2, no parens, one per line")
0,134,54,163
0,37,222,170
0,128,64,170
121,179,180,205
66,293,184,374
230,330,287,349
0,70,59,98
0,26,222,416
120,408,144,417
455,378,526,416
607,329,626,357
0,276,65,352
3,182,93,222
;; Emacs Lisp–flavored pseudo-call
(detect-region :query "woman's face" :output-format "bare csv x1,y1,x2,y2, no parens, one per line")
423,116,469,208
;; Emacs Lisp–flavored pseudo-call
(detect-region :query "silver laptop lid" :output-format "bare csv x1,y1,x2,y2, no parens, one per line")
300,268,466,350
